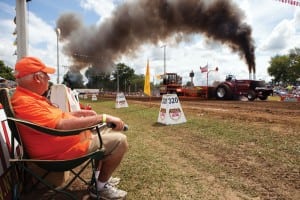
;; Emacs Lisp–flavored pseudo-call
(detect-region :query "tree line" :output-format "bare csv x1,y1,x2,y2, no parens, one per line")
62,63,149,93
268,48,300,85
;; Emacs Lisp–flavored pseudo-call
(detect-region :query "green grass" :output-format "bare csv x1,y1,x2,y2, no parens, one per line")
81,99,300,200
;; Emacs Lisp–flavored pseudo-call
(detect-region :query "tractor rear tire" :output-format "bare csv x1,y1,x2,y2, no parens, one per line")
216,84,232,100
247,90,257,101
258,95,268,101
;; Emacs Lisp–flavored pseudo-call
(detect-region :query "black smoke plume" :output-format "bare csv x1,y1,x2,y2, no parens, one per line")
56,0,256,74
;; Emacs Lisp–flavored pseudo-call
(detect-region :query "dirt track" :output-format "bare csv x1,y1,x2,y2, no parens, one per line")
180,100,300,134
128,98,300,199
182,100,300,200
130,98,300,134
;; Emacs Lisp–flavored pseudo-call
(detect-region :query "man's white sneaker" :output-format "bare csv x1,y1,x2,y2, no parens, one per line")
108,177,120,186
89,183,127,199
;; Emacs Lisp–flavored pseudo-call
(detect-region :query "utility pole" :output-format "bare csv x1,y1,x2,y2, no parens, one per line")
117,69,119,93
15,0,29,60
55,28,61,84
161,45,166,75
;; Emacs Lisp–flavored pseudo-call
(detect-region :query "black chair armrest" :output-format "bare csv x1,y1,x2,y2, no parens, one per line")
7,117,106,136
7,117,105,149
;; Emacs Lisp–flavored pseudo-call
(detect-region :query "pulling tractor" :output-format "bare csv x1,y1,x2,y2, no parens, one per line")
159,73,184,96
215,75,273,101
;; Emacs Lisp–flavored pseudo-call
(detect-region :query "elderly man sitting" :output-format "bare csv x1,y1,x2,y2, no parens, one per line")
11,56,128,199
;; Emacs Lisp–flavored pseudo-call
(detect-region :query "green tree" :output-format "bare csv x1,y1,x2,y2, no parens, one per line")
268,48,300,84
288,48,300,82
130,74,146,93
62,70,85,89
85,67,111,89
111,63,135,93
65,63,151,93
0,60,15,80
85,63,136,92
268,55,290,84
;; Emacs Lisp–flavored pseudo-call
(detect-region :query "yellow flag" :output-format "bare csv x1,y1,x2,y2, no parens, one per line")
144,59,151,96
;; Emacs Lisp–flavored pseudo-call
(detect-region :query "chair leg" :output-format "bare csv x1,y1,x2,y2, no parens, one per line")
11,164,23,200
14,158,102,199
64,159,92,189
22,165,77,200
90,158,101,200
12,183,20,200
30,170,50,190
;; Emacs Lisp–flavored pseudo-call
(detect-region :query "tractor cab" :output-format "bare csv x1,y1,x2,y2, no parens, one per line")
162,73,182,85
160,73,183,95
225,74,236,82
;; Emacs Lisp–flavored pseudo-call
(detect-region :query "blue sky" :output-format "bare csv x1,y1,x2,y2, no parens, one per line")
26,0,99,26
0,0,300,85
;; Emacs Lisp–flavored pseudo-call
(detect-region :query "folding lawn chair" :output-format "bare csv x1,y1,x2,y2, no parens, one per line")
0,88,106,200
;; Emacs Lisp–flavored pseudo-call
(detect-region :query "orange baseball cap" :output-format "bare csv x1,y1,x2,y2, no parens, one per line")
14,56,56,78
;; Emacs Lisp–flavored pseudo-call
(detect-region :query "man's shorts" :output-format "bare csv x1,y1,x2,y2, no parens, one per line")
87,127,127,156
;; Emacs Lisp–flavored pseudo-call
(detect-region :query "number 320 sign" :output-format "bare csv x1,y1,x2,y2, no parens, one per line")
161,96,179,105
158,94,186,125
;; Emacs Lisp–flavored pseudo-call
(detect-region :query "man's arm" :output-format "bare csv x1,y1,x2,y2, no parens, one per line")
55,114,125,131
70,110,97,117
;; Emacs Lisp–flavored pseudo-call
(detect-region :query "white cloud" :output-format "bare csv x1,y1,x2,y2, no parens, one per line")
294,9,300,30
0,19,16,67
80,0,116,24
260,19,294,51
0,2,15,16
259,6,300,55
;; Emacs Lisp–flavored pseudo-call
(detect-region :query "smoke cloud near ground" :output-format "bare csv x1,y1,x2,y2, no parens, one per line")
56,0,255,74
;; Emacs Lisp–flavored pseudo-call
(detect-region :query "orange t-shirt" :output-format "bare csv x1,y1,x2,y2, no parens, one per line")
11,86,91,160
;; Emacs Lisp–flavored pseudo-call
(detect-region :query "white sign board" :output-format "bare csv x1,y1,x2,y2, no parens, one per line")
50,84,81,112
157,94,186,125
115,92,128,108
91,94,98,101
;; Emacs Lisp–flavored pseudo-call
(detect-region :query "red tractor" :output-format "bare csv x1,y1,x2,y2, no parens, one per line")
159,73,184,95
215,75,273,101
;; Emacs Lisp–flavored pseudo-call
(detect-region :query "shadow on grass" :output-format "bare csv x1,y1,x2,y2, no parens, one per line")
152,122,167,127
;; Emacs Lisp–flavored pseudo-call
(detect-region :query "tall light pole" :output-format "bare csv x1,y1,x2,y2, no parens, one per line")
206,67,218,99
161,45,166,75
117,69,119,93
55,28,61,84
15,0,29,61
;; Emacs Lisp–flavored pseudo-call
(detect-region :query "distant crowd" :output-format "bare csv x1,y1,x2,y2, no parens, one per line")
0,77,17,88
273,85,300,98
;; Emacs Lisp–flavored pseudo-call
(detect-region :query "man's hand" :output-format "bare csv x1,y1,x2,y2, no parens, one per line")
106,114,125,131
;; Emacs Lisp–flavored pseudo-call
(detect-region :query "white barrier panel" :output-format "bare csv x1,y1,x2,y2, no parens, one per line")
157,94,187,125
0,106,19,200
91,94,98,101
0,109,11,176
50,84,81,112
115,92,128,109
74,88,99,94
